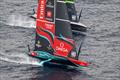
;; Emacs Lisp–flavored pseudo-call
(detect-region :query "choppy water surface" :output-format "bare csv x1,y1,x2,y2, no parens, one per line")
0,0,120,80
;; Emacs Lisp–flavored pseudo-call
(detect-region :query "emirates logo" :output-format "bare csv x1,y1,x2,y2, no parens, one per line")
39,0,45,19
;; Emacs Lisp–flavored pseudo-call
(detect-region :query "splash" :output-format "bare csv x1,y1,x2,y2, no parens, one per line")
0,52,42,66
7,14,36,28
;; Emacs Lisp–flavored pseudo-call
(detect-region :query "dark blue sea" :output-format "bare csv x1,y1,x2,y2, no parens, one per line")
0,0,120,80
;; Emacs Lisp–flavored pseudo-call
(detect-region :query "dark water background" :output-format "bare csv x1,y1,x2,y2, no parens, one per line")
0,0,120,80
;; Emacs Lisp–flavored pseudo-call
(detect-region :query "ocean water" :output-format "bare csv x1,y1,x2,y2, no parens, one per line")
0,0,120,80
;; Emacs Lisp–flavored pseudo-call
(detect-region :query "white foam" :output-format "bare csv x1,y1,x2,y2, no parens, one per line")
0,52,42,66
7,14,36,28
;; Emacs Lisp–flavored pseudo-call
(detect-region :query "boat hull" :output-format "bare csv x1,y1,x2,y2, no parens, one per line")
28,51,89,67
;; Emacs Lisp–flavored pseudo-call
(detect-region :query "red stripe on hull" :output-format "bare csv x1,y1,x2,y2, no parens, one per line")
68,58,89,67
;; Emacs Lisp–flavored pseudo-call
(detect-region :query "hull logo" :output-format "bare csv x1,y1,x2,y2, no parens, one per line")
56,42,68,53
40,0,45,19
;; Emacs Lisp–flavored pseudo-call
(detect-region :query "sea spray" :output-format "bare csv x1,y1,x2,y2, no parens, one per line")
7,14,36,28
0,51,43,66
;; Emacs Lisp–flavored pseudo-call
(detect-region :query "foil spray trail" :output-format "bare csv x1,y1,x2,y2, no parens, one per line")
0,51,43,66
7,14,36,28
0,14,46,66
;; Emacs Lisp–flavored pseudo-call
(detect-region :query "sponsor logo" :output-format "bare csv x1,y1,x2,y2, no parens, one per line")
40,0,45,19
45,23,53,29
56,42,68,53
36,44,42,48
36,41,42,47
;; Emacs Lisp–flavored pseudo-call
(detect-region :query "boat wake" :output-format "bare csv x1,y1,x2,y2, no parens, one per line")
6,14,36,28
0,51,43,66
0,14,50,66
